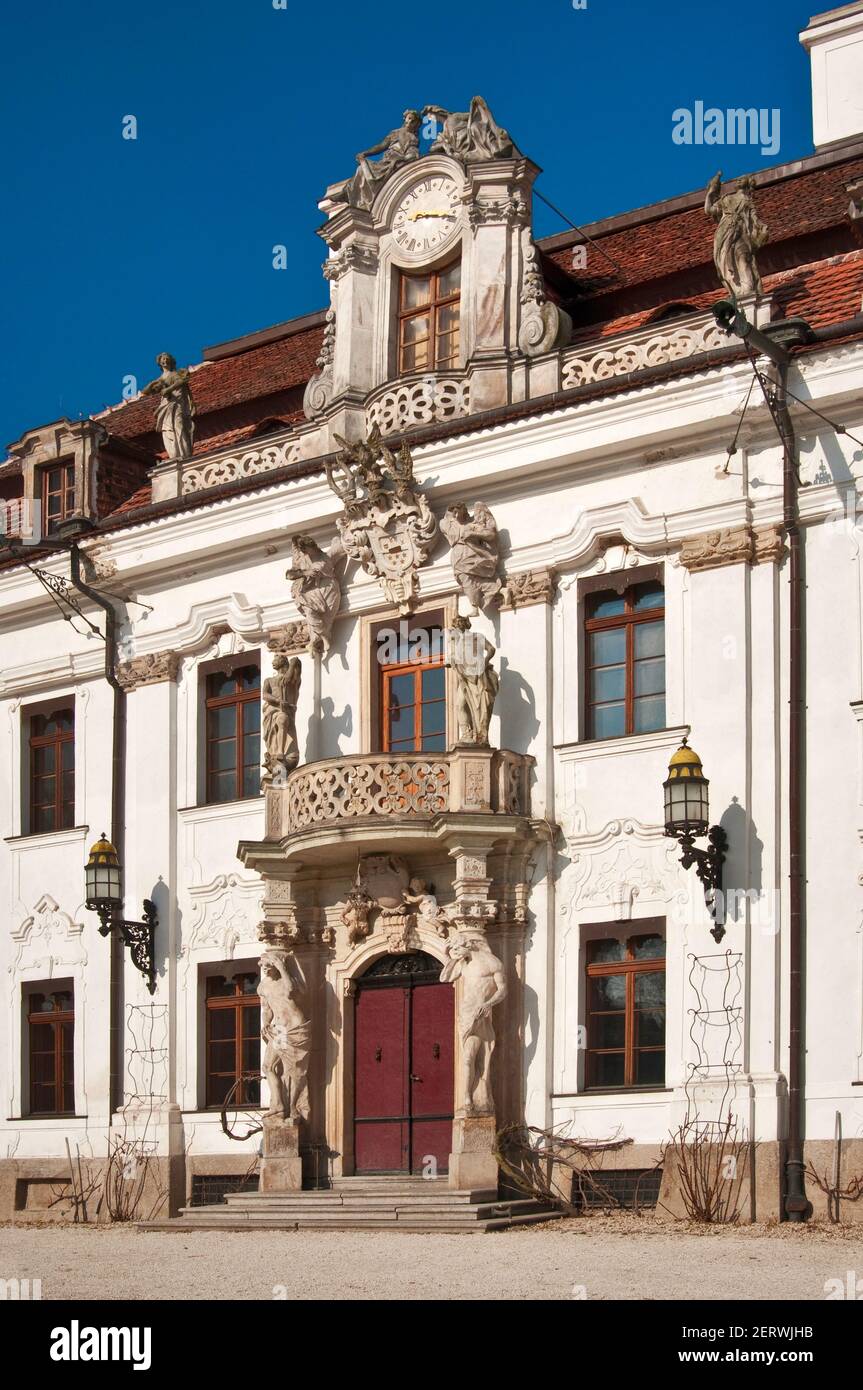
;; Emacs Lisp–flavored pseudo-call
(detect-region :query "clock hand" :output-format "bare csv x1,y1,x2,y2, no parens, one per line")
406,209,455,221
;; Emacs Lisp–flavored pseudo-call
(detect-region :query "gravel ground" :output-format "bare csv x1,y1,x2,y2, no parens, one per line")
2,1215,863,1300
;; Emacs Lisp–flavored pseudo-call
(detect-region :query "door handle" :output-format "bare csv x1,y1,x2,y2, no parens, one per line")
410,1074,422,1082
375,1047,382,1062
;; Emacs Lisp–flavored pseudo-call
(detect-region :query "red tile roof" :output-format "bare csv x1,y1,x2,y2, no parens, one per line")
85,146,863,526
97,322,324,455
542,154,863,292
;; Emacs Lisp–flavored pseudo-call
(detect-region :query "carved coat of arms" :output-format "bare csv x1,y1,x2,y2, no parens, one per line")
325,427,438,613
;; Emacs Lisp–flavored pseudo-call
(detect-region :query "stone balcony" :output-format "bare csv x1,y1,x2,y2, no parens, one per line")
240,746,534,869
560,308,728,389
364,372,471,437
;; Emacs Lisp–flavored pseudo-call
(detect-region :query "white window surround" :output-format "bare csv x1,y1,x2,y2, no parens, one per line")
555,725,689,761
8,687,88,839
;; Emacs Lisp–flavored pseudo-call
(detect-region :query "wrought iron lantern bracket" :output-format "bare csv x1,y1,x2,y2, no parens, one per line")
94,900,158,995
669,825,728,943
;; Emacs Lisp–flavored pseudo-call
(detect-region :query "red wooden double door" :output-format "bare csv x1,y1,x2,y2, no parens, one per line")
354,953,454,1174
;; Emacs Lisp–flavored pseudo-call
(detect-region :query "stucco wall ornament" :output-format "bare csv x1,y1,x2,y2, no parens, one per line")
499,567,558,610
324,428,438,614
679,523,786,573
117,650,181,691
517,235,572,358
441,936,507,1115
302,308,336,420
285,534,342,656
141,352,195,460
440,502,503,613
267,621,310,656
704,172,767,301
447,616,499,745
340,868,375,945
259,951,311,1122
262,656,301,780
10,894,86,978
467,190,528,233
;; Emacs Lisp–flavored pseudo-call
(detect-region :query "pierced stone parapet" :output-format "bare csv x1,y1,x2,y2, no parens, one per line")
561,314,727,389
264,748,534,840
365,374,470,437
284,755,450,833
180,431,301,495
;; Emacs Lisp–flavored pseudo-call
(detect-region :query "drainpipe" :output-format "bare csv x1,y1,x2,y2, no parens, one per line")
68,543,127,1114
711,304,812,1220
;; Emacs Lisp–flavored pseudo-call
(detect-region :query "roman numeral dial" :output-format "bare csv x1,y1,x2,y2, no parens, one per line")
392,177,461,256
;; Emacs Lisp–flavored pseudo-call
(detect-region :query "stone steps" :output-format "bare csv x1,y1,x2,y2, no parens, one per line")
139,1178,562,1233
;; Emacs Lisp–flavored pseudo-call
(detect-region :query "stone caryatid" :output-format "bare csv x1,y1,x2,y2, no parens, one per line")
333,110,421,211
447,616,499,746
140,353,195,460
441,936,507,1115
440,502,503,613
704,172,768,301
259,951,311,1123
423,96,517,162
262,655,301,780
286,534,341,656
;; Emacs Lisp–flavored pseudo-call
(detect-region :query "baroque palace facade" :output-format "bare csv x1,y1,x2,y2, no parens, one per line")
2,7,863,1226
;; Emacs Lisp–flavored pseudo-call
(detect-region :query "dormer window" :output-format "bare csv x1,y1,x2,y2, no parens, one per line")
40,460,76,530
398,260,461,374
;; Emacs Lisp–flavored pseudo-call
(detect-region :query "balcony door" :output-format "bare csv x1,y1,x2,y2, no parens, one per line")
354,952,454,1174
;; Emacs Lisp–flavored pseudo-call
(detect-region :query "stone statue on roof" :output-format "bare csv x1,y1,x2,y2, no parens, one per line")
140,353,195,460
333,110,421,211
422,97,517,162
704,172,768,302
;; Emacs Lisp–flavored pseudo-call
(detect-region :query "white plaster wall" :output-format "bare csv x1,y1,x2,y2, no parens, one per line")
1,340,862,1167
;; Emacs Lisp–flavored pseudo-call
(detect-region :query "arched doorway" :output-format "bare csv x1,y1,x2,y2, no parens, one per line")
354,951,454,1174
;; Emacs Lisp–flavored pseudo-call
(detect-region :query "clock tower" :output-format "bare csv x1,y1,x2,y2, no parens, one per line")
305,99,571,450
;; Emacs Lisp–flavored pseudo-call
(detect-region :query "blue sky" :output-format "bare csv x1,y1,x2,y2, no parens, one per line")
0,0,818,449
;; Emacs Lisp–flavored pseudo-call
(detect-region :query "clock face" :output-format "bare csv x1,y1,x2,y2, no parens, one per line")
392,176,461,256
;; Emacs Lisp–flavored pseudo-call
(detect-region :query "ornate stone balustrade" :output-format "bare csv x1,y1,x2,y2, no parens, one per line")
561,313,727,390
365,374,471,437
264,747,533,841
180,430,302,495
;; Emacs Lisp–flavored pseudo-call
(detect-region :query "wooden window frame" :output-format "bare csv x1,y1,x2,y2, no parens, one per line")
585,931,666,1090
380,656,447,755
40,460,76,529
584,582,665,740
204,662,261,805
204,974,261,1109
27,988,75,1116
28,706,75,834
397,261,461,374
